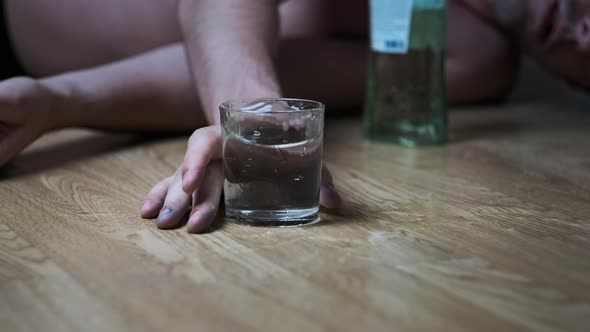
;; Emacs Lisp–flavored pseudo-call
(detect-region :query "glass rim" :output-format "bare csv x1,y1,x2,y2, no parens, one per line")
219,98,325,114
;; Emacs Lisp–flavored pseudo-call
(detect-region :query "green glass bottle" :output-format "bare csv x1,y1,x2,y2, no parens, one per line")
364,0,448,147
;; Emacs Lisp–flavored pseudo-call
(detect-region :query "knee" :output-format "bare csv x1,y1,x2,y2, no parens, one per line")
447,53,521,105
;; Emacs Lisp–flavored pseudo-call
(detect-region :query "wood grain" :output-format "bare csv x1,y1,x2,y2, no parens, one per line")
1,99,590,330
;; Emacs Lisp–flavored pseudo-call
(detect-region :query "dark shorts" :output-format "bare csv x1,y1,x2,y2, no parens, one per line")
1,0,26,79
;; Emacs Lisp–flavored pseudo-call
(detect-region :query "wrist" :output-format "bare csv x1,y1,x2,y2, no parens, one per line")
39,77,78,130
206,82,282,125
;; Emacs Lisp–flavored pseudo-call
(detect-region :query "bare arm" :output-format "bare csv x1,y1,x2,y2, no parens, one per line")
178,0,282,124
140,0,338,233
46,44,204,132
0,44,204,167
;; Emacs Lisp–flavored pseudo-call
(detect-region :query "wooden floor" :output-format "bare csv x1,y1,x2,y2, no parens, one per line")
2,77,590,331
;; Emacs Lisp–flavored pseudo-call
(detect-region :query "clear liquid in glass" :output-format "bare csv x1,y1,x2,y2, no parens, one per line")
223,124,322,226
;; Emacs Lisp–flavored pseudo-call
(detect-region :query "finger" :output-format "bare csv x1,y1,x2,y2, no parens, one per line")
0,127,32,167
181,126,222,194
0,77,32,123
156,169,192,229
187,161,224,234
319,164,341,209
140,176,174,219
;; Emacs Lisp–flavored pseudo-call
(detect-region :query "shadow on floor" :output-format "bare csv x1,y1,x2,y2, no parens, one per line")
450,119,524,143
0,132,178,180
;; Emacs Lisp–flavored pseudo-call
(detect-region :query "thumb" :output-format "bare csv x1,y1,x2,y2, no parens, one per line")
319,163,341,209
0,77,35,124
0,126,30,167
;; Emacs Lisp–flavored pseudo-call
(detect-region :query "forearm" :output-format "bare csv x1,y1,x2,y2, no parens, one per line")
45,44,205,132
178,0,282,124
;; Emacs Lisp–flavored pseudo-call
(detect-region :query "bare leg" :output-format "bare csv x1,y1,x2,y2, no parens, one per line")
2,0,365,119
2,0,520,134
0,0,192,165
447,0,521,104
6,0,182,76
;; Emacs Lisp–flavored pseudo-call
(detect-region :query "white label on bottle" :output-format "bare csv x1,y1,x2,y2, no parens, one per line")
370,0,414,54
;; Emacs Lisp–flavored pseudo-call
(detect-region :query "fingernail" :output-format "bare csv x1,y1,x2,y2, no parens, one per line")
158,207,173,220
156,207,175,227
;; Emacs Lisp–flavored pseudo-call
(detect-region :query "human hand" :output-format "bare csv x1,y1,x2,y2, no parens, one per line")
140,125,341,233
0,77,57,167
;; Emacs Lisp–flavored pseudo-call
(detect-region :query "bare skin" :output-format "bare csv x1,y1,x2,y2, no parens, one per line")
1,0,588,232
0,0,515,165
461,0,590,89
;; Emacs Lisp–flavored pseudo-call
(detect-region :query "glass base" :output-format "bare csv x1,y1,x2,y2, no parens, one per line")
365,121,447,147
225,207,319,227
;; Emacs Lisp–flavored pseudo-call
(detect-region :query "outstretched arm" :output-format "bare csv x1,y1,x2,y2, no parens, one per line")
140,0,340,232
